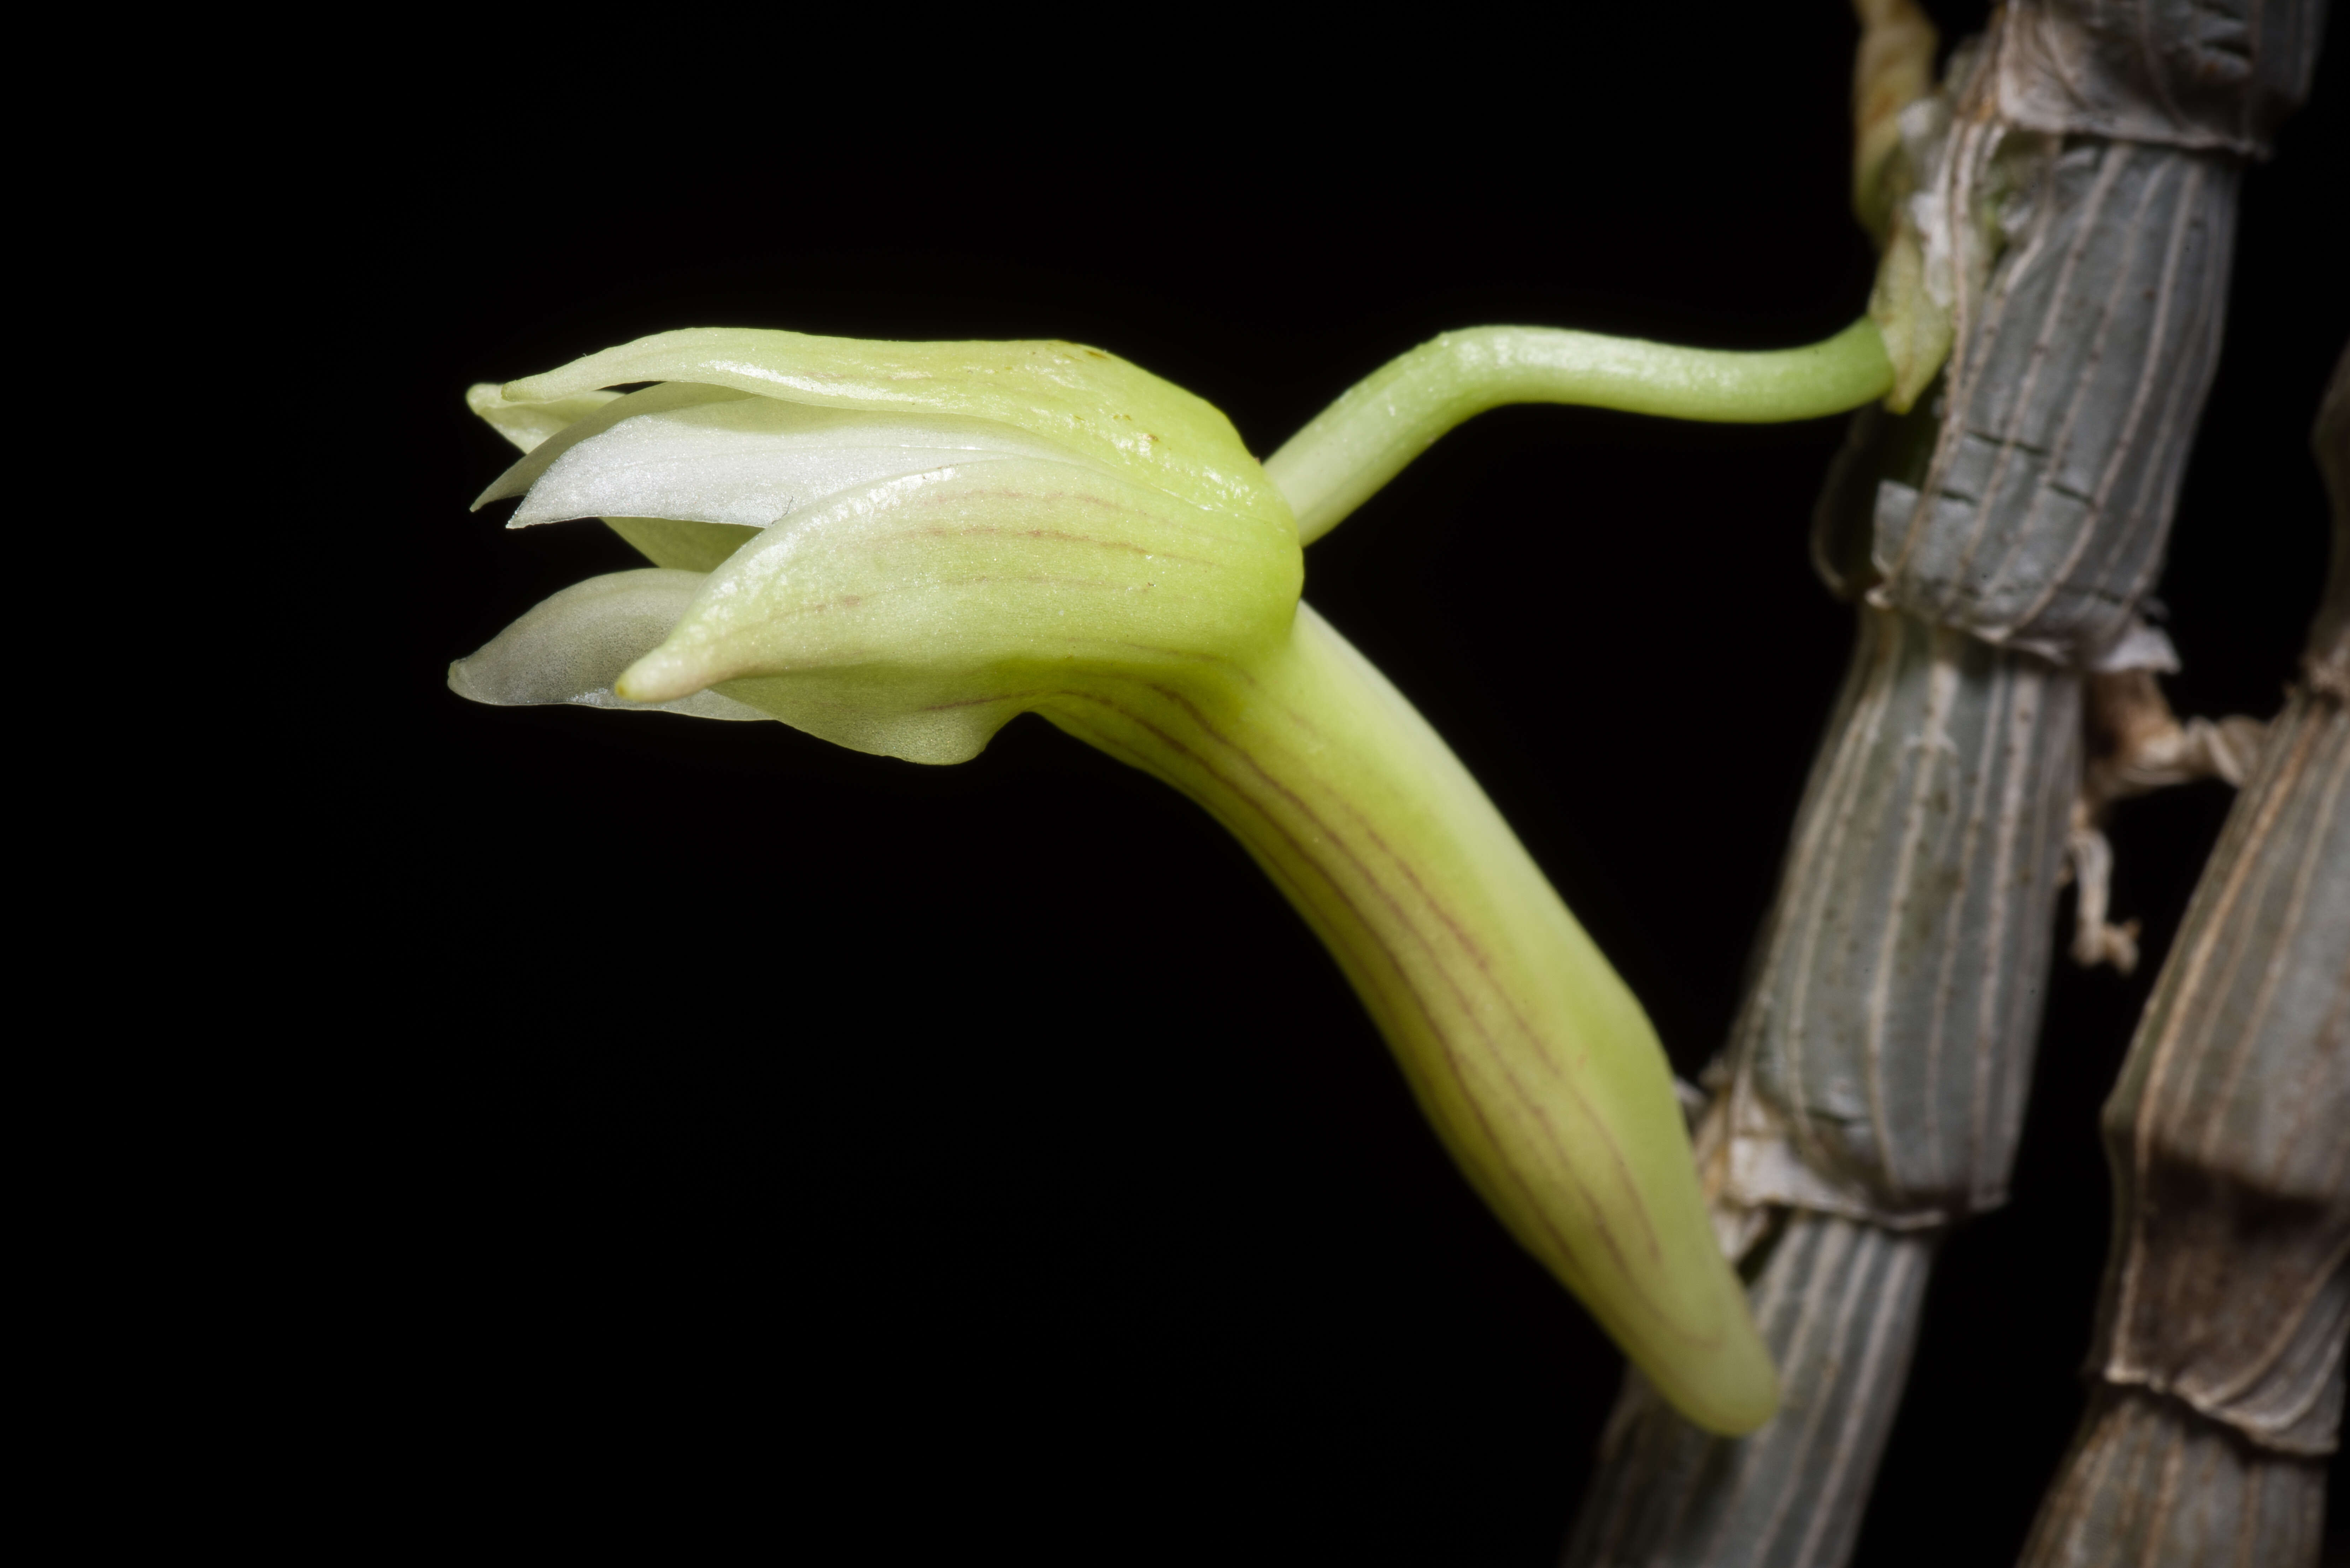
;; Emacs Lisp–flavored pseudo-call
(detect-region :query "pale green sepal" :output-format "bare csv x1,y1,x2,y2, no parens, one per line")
614,458,1303,762
495,328,1294,536
1030,605,1780,1433
447,569,771,721
465,383,623,455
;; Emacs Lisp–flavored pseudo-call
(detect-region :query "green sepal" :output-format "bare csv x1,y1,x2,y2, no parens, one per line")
617,456,1304,764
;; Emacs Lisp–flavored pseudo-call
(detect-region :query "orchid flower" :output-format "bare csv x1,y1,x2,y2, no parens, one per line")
450,320,1894,1436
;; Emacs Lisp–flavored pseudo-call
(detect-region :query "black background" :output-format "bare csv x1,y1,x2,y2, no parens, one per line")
389,5,2345,1561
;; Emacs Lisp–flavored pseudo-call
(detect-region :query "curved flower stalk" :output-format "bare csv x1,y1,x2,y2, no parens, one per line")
1263,318,1892,544
450,322,1890,1434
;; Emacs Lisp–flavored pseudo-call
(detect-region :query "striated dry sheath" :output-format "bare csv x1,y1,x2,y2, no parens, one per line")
1717,606,2081,1224
2020,1386,2332,1567
1871,142,2239,665
2017,677,2347,1565
2097,694,2349,1455
2016,349,2350,1568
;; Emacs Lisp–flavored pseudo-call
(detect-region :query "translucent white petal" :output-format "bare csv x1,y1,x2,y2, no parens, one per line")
473,383,750,509
464,385,759,572
447,569,771,721
487,387,1108,532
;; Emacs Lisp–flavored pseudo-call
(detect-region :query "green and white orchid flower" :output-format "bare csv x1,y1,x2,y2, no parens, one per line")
450,319,1894,1436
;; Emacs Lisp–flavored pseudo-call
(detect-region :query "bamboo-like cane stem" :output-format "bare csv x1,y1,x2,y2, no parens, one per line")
2014,347,2350,1568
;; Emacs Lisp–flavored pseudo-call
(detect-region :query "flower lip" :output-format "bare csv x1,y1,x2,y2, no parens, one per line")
448,568,770,721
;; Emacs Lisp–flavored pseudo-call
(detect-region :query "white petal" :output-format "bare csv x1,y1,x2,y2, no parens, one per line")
473,383,750,509
490,387,1107,532
447,569,771,721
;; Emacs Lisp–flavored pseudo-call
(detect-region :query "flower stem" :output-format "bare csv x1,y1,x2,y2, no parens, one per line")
1036,603,1778,1436
1265,318,1893,544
